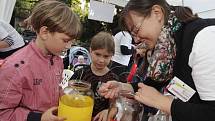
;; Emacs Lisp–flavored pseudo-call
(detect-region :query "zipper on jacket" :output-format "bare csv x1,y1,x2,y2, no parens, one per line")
50,55,54,65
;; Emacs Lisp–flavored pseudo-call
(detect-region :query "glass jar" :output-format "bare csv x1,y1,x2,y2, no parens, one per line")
107,90,144,121
148,110,172,121
58,81,94,121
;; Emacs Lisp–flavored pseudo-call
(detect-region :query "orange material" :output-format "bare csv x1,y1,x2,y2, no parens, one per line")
127,63,137,83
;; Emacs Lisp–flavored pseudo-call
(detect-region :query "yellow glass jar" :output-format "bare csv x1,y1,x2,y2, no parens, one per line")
58,81,94,121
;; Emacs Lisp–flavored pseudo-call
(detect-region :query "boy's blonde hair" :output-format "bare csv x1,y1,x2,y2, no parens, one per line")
90,32,115,55
30,0,82,39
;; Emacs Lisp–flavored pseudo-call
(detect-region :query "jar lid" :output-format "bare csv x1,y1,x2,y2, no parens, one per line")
68,81,91,91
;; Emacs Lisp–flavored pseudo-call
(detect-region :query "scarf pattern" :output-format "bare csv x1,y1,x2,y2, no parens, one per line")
145,13,181,82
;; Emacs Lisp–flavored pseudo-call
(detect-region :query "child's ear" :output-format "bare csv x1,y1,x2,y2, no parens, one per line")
39,26,49,40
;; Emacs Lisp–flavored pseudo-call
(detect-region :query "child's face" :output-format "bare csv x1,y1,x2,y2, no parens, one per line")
90,48,113,70
40,29,74,55
78,57,85,64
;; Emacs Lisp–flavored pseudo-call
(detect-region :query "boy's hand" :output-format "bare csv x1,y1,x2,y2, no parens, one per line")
41,107,66,121
93,109,108,121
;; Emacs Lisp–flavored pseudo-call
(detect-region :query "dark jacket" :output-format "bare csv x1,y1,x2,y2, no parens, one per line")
171,18,215,121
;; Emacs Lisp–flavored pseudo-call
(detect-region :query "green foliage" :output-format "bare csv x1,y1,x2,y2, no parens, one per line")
15,0,38,18
14,0,121,46
70,0,88,21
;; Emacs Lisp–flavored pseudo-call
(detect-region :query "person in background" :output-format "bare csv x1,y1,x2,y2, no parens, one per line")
0,19,25,59
19,16,37,44
73,55,87,70
109,27,134,76
75,55,86,66
99,0,215,121
20,16,33,31
0,0,82,121
70,32,122,121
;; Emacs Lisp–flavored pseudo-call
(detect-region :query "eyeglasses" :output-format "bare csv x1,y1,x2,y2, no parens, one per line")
130,19,144,38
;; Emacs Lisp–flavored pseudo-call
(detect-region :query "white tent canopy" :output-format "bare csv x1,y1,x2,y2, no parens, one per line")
167,0,183,6
109,0,215,18
0,0,16,23
198,9,215,19
165,0,215,18
86,0,215,23
183,0,215,18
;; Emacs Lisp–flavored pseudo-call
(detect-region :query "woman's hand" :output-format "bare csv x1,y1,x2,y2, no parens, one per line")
136,48,147,57
98,81,121,99
135,83,161,107
93,109,108,121
98,81,134,99
41,107,66,121
134,83,173,114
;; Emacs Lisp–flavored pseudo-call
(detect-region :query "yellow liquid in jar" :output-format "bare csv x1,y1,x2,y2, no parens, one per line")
58,94,94,121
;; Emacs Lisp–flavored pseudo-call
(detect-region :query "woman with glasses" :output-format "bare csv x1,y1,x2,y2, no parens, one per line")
99,0,215,121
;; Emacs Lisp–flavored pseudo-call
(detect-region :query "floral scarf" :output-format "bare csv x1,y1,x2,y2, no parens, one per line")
145,12,181,82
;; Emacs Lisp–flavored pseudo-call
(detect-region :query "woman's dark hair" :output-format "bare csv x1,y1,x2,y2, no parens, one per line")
173,6,199,22
120,0,199,30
